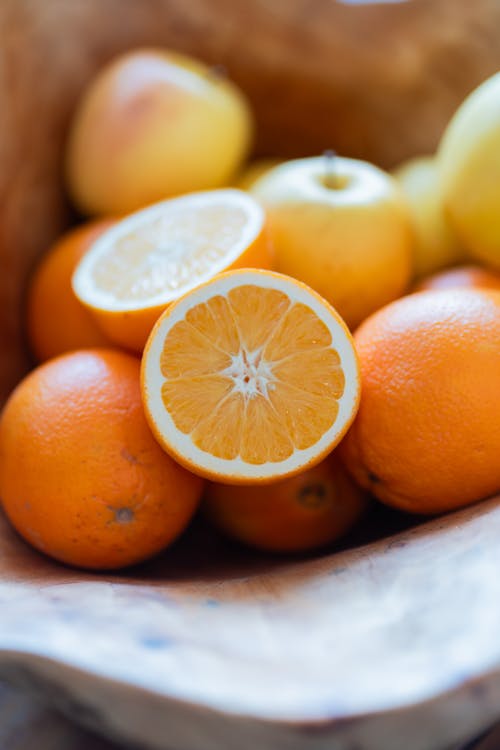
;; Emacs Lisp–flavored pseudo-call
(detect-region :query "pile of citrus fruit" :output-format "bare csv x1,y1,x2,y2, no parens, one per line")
1,49,500,570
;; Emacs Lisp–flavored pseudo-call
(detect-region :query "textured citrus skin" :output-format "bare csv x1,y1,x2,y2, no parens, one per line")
0,350,203,569
340,289,500,514
414,264,500,293
27,221,113,361
204,453,367,552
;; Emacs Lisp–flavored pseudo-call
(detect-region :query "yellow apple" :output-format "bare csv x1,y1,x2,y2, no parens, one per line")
235,158,283,190
393,156,465,279
438,71,500,270
252,157,413,329
66,49,254,215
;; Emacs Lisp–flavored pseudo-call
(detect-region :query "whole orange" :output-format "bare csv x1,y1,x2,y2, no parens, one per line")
414,264,500,293
204,454,367,552
27,220,114,362
0,349,203,569
340,289,500,514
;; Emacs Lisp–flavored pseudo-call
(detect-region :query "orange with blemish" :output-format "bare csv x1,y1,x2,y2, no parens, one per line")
0,349,203,569
204,454,367,552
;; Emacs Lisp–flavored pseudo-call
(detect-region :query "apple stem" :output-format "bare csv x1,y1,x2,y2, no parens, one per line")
323,149,338,189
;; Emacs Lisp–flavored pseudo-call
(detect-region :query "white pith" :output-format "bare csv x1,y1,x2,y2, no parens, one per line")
143,270,360,481
221,348,276,399
72,189,264,313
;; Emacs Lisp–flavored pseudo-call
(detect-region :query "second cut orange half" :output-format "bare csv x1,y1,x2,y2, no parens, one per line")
72,189,272,351
141,269,361,484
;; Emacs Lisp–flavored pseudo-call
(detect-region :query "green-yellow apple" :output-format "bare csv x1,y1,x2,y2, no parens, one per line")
438,71,500,270
251,156,413,329
393,155,465,279
66,49,254,215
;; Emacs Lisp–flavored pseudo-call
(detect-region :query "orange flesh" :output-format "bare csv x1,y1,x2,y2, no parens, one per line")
160,285,345,464
92,204,248,302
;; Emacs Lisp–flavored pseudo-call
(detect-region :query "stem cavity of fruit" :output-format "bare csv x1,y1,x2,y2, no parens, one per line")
298,483,329,509
113,507,134,524
321,149,350,190
323,149,338,189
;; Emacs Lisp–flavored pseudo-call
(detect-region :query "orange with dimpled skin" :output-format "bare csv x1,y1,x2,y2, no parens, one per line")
27,220,114,361
0,349,203,570
413,264,500,293
340,289,500,514
204,453,367,552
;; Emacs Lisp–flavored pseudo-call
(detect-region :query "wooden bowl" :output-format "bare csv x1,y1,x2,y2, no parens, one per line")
2,498,500,750
2,2,500,747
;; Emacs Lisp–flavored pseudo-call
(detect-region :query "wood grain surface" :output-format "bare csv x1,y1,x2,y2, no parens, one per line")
4,0,500,401
1,497,500,750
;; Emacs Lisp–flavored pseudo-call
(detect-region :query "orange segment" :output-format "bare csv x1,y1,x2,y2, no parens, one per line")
240,396,295,464
142,269,361,484
185,296,241,354
160,321,231,378
226,285,291,351
264,303,333,360
273,350,345,397
73,189,272,352
191,392,245,460
268,382,339,450
161,375,233,434
158,285,342,461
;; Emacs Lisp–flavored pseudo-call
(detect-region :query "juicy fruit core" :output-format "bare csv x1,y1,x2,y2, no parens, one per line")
92,203,248,304
223,349,275,398
160,284,346,465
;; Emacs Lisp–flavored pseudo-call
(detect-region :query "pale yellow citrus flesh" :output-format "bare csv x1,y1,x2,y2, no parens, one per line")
73,189,271,352
142,270,360,483
92,204,249,304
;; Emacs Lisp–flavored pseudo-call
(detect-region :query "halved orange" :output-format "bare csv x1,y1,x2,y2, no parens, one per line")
72,189,271,351
141,269,361,484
